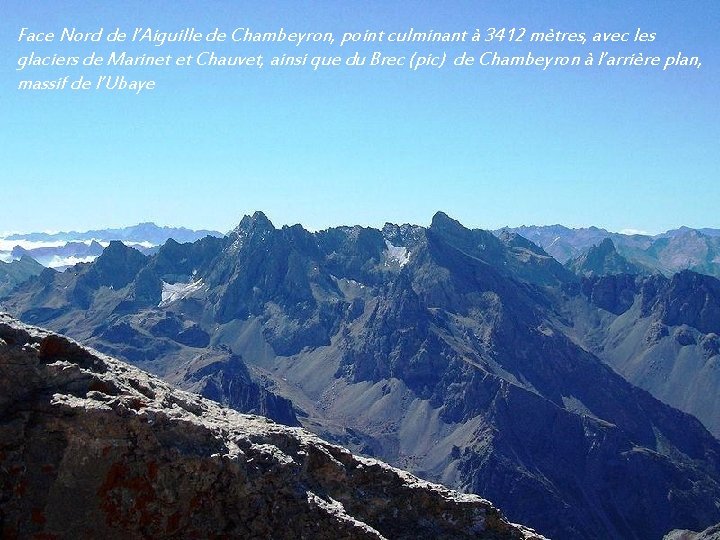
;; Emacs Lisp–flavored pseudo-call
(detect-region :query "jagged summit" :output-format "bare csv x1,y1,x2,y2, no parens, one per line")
0,315,542,540
430,210,464,230
595,237,616,253
568,238,646,277
86,241,147,290
233,211,275,233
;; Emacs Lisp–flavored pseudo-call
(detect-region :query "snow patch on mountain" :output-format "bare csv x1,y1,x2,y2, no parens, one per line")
160,280,205,307
385,241,410,267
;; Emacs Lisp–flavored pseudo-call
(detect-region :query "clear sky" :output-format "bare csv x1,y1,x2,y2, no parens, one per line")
1,1,718,235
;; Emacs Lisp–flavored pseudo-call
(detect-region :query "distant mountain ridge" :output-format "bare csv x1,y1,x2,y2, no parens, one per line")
500,225,720,277
4,222,224,244
5,221,720,277
0,223,224,270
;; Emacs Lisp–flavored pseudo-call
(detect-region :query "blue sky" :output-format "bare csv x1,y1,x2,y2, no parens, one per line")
1,1,718,234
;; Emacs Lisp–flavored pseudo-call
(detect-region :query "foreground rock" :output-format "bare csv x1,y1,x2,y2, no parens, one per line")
0,315,542,540
664,523,720,540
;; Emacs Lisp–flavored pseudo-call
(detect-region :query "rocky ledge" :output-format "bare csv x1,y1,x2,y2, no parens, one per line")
0,314,543,539
664,523,720,540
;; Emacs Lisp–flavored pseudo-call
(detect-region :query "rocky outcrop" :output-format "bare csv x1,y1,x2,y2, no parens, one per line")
0,315,542,540
580,273,639,315
656,270,720,335
568,238,646,277
166,346,299,426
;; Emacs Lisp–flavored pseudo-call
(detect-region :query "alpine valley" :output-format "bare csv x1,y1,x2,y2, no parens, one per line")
2,212,720,540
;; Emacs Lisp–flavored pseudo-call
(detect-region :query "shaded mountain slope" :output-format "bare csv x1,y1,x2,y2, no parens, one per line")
0,256,44,297
0,315,541,539
571,270,720,437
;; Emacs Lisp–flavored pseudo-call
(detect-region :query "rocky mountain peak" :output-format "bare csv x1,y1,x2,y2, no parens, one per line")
382,222,425,248
596,237,617,254
430,211,466,234
99,240,143,259
568,237,644,277
89,241,147,289
428,212,504,260
0,256,45,298
497,230,548,254
234,211,275,235
226,212,277,255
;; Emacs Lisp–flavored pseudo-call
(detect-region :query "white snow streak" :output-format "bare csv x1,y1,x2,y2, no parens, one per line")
160,280,204,307
385,241,410,267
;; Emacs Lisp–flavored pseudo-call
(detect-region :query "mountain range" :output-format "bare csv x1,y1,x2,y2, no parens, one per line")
5,221,719,279
3,222,223,245
0,223,223,269
501,225,720,278
2,211,720,539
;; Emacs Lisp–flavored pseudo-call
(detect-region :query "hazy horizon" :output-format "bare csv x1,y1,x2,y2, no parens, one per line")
2,211,717,239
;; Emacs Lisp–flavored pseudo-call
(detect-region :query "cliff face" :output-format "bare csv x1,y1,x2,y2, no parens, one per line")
0,315,542,540
576,271,720,437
